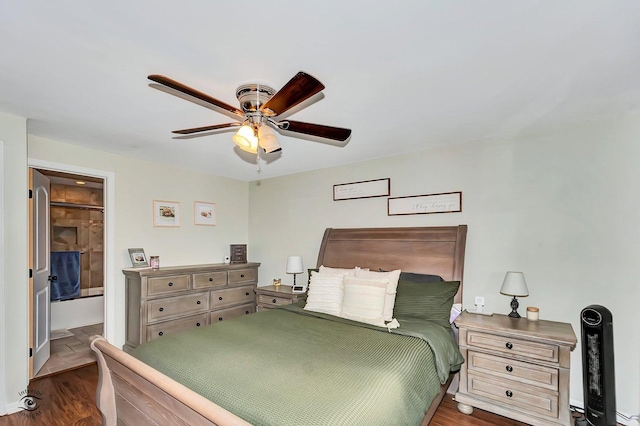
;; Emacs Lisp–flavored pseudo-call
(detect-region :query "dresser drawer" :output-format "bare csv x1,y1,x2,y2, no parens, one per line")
146,313,208,341
211,285,255,309
228,268,256,284
468,373,559,418
467,331,559,363
147,292,210,322
257,294,293,306
210,303,255,323
193,271,227,289
147,275,190,296
468,350,558,391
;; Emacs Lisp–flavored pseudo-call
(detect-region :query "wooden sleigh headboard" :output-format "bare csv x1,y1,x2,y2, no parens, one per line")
316,225,468,304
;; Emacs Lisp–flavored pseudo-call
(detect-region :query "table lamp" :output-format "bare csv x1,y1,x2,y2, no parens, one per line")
500,271,529,318
286,256,305,293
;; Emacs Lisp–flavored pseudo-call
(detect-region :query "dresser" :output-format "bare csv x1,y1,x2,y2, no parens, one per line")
123,262,260,352
254,285,306,311
454,312,577,426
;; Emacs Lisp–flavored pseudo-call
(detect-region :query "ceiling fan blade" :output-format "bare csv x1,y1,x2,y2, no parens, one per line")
260,72,325,116
282,120,352,141
172,123,241,135
148,75,244,117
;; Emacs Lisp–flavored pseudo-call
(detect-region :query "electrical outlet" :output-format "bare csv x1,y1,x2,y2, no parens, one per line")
475,296,485,306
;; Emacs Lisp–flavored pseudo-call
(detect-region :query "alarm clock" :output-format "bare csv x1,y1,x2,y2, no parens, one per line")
292,285,306,293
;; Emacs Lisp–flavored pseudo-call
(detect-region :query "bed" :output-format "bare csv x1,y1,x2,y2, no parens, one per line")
90,225,467,425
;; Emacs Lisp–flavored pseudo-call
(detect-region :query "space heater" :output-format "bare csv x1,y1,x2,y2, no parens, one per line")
580,305,616,426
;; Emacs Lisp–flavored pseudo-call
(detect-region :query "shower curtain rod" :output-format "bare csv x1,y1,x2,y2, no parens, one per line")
50,201,104,211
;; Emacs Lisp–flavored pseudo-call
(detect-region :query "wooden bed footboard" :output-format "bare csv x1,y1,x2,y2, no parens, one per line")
89,335,250,426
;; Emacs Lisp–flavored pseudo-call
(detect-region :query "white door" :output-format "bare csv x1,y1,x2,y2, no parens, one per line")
32,169,51,376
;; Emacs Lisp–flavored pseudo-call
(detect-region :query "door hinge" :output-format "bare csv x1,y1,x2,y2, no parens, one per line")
29,269,33,279
29,348,33,358
28,189,33,199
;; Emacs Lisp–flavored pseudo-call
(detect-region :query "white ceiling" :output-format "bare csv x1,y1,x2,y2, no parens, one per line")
2,1,639,181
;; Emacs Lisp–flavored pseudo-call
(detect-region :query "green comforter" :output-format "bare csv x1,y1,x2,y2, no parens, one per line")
131,304,463,426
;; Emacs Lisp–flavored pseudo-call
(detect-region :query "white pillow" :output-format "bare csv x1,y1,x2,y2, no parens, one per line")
354,269,401,321
339,276,389,327
318,265,360,276
303,272,345,316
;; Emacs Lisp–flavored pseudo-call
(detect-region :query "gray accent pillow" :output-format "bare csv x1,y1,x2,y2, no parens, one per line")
399,272,443,283
393,280,460,328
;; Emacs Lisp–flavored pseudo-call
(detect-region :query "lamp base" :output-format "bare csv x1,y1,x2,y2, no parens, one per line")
508,296,521,318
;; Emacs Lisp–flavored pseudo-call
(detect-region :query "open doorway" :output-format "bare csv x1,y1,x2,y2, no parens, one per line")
30,168,105,379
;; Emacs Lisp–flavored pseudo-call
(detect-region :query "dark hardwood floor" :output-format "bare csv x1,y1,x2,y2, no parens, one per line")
0,364,533,425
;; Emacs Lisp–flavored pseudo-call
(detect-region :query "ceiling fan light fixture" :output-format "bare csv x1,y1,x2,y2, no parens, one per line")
258,125,281,153
233,125,258,153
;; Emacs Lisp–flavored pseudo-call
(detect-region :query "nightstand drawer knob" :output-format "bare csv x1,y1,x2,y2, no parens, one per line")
246,292,250,296
159,307,164,312
505,342,513,350
506,390,513,398
240,274,245,278
196,322,201,327
209,277,213,282
168,282,173,286
272,299,277,303
506,365,513,372
197,300,201,305
245,310,250,314
218,317,223,321
219,297,223,301
158,331,164,336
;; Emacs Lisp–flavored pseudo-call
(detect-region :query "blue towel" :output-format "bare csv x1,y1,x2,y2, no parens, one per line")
50,251,81,301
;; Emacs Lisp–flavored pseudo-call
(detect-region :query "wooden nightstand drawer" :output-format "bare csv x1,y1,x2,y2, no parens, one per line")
147,275,190,296
468,350,558,391
193,271,227,289
210,303,255,323
146,314,208,341
147,292,209,322
467,330,559,363
211,285,254,309
228,268,256,284
468,373,559,418
257,294,293,306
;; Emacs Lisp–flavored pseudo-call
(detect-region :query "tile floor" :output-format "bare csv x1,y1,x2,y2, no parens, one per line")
34,323,103,379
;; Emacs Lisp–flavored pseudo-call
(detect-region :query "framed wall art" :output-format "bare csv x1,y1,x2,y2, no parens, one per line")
128,248,149,268
333,178,390,201
194,201,216,226
388,191,462,216
153,200,181,227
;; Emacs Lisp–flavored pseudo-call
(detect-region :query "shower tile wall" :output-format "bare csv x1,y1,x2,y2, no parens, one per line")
50,183,104,294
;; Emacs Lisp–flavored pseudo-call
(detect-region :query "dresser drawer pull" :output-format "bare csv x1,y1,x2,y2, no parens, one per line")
218,317,223,321
158,331,164,336
196,322,201,326
246,292,250,296
209,277,213,282
506,365,513,372
219,296,223,301
168,282,173,286
240,274,245,278
197,300,201,305
506,390,513,398
159,307,164,312
272,298,277,303
506,342,513,350
245,310,250,314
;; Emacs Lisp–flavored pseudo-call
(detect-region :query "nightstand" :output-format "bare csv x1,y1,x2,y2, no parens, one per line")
454,312,577,426
254,285,306,312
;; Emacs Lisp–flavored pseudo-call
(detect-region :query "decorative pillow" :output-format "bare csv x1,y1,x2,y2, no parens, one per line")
354,269,401,321
340,276,389,327
393,280,460,328
318,265,359,276
399,272,444,283
307,268,319,284
303,272,345,316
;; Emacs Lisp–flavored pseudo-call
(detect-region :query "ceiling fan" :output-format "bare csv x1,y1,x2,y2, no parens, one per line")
147,71,352,155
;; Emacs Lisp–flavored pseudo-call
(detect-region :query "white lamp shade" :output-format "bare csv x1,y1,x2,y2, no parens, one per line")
257,125,281,153
233,125,258,153
500,271,529,296
286,256,304,274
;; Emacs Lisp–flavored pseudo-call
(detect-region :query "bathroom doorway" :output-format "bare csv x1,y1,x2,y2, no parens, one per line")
30,168,105,378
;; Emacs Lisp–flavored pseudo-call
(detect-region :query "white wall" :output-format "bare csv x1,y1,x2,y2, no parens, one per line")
249,112,640,419
0,112,28,415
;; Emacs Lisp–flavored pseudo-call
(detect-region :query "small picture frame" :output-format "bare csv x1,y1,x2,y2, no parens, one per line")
128,248,149,268
194,201,216,226
153,200,181,227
